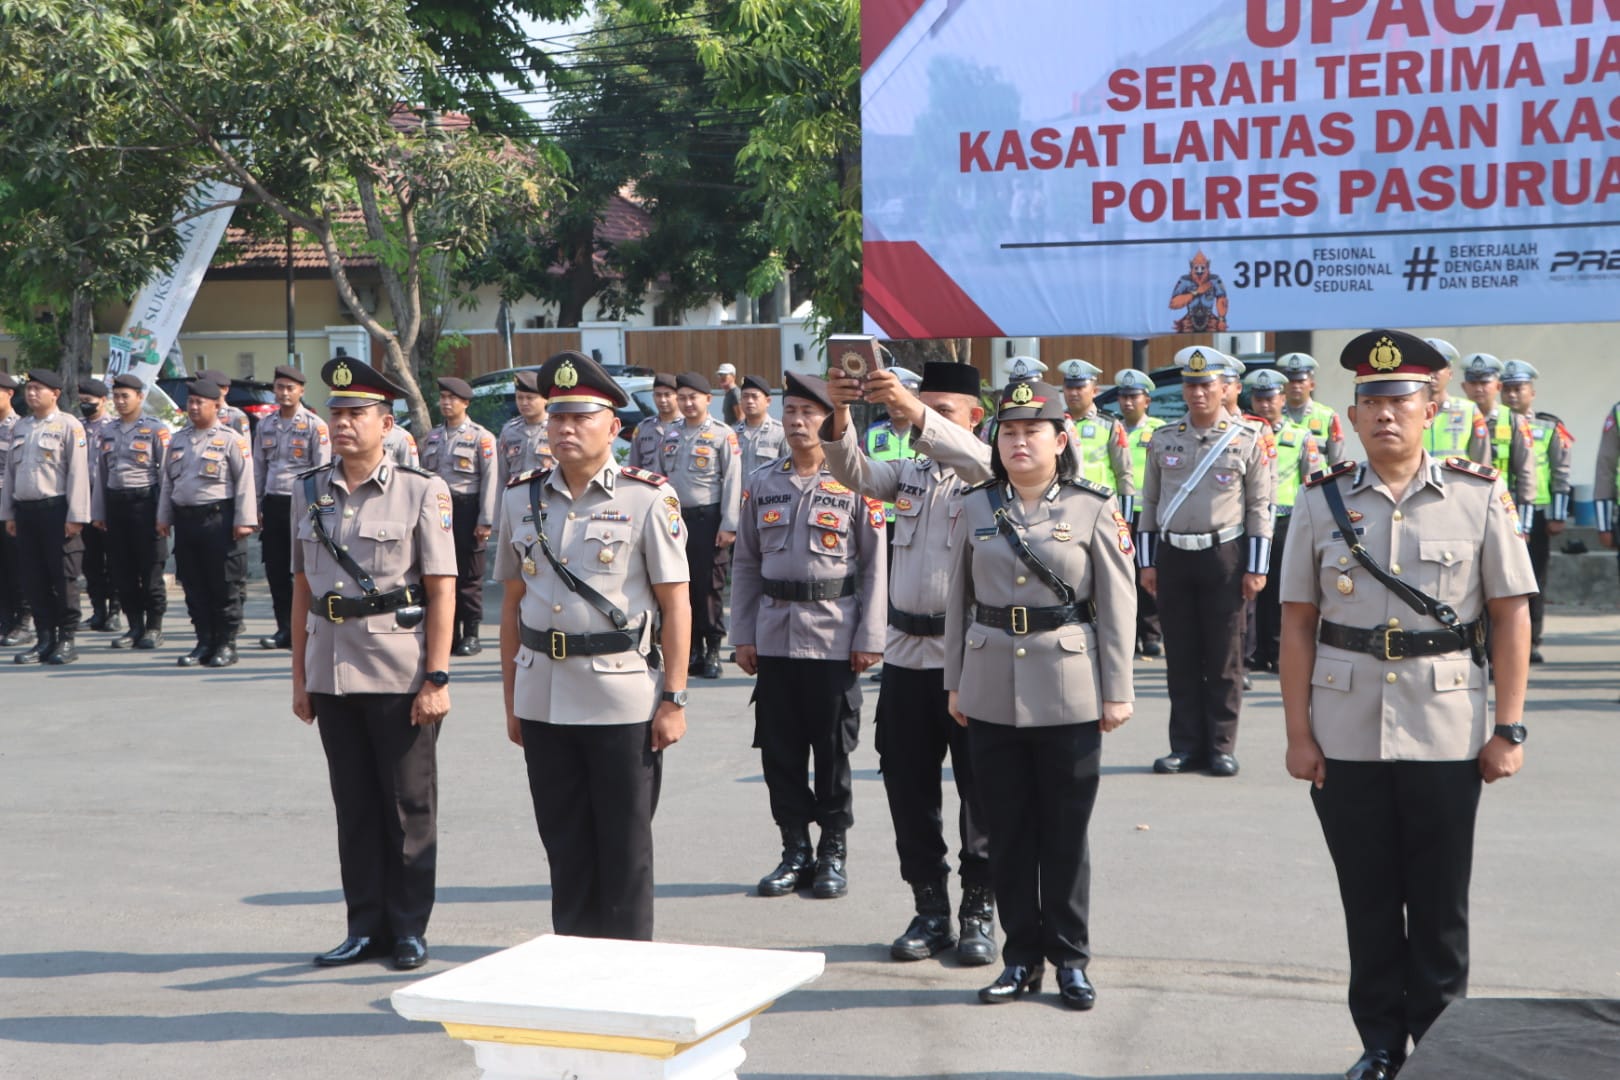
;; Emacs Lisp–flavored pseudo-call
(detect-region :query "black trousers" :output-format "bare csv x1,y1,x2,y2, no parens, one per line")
521,719,661,941
681,504,725,645
1157,539,1246,757
0,517,30,629
1527,509,1550,645
81,517,118,618
172,503,246,642
969,719,1100,969
1129,517,1161,648
875,662,990,887
105,488,167,621
754,656,859,831
1312,758,1482,1058
1250,514,1291,670
315,692,439,939
261,494,293,634
449,492,486,629
13,497,83,633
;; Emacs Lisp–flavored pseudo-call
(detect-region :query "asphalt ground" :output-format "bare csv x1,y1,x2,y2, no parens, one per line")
2,583,1617,1080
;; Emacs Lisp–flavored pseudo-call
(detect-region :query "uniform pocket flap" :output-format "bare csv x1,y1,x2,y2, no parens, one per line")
591,652,647,674
1418,539,1472,567
1056,631,1090,654
965,629,988,650
357,520,407,542
1312,655,1354,692
1432,656,1479,692
514,645,534,668
585,523,631,546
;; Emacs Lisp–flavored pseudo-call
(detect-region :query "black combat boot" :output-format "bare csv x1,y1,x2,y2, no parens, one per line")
15,627,52,665
461,619,483,656
757,824,815,897
700,638,721,679
812,829,849,899
177,630,210,667
86,601,110,632
0,619,34,647
136,614,164,650
206,633,239,668
44,627,79,665
891,879,955,961
103,604,123,633
112,612,143,649
957,883,998,966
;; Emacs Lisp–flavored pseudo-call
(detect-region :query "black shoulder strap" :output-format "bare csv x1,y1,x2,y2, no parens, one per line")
303,473,380,596
986,484,1078,607
1319,475,1459,627
527,472,630,630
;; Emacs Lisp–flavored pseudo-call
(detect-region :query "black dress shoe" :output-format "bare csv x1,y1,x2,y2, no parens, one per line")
1153,752,1206,774
1241,672,1253,690
259,630,291,650
205,642,239,668
1529,648,1545,664
1056,965,1097,1010
110,629,139,649
313,936,391,967
135,626,164,650
392,935,429,970
1207,753,1240,777
1345,1049,1401,1080
461,636,483,656
1139,640,1162,657
978,963,1044,1003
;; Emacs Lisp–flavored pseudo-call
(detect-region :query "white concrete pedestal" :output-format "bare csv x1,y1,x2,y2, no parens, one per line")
391,935,825,1080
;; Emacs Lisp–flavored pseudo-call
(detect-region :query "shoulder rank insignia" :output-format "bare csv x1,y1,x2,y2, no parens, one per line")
620,465,668,486
295,461,337,479
964,477,997,492
508,468,546,488
1444,457,1499,482
396,463,435,478
1066,477,1113,499
1304,459,1356,488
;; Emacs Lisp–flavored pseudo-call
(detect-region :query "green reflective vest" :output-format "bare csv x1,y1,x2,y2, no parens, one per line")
1525,415,1558,508
865,422,915,522
1125,416,1165,512
1424,396,1483,456
1074,415,1121,488
1273,417,1318,510
1489,407,1514,476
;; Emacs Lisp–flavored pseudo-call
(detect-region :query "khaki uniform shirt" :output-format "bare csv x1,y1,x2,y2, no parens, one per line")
943,478,1137,727
660,417,741,531
822,407,992,670
383,426,420,469
0,413,16,498
1280,455,1536,761
1594,404,1620,531
254,406,330,498
0,409,92,524
629,416,678,471
294,460,457,695
731,460,888,659
1139,416,1275,574
91,417,172,520
420,419,497,526
82,413,116,489
156,423,258,527
494,463,690,726
220,404,250,438
496,416,553,491
736,416,786,477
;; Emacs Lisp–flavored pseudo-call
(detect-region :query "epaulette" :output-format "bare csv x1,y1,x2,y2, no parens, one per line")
1304,459,1356,488
396,463,435,478
1065,477,1113,498
507,467,547,488
1444,457,1498,482
964,477,998,492
1534,410,1563,424
295,462,336,479
620,465,668,486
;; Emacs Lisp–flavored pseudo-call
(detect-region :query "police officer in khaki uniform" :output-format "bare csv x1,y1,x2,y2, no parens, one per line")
197,369,252,437
1595,400,1620,581
823,360,998,965
291,357,456,971
0,373,32,647
943,379,1136,1010
1139,347,1275,777
91,374,171,649
1,369,91,664
1500,360,1572,663
420,376,498,655
77,378,123,634
382,424,420,469
629,372,680,471
662,372,741,679
1280,330,1535,1080
495,369,553,490
1057,359,1134,517
496,351,691,941
158,378,258,668
1460,352,1537,533
735,374,786,476
254,364,331,650
734,372,887,901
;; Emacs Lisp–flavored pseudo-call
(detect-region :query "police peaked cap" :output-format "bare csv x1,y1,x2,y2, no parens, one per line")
1340,329,1447,397
321,357,408,407
996,380,1066,422
537,350,627,414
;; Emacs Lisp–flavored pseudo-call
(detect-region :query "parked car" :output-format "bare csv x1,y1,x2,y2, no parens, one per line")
1095,354,1280,422
156,376,277,436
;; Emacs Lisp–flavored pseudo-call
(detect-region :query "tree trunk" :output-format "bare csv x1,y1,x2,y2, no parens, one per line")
555,232,598,329
60,286,95,397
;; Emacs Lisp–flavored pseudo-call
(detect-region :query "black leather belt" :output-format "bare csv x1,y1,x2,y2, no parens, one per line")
172,500,231,520
888,606,946,636
763,576,857,602
520,622,637,660
1319,619,1481,661
974,603,1090,635
318,584,426,623
15,495,67,508
106,485,157,500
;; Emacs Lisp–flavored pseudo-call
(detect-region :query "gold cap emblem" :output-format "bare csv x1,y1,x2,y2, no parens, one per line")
1186,349,1207,373
1368,336,1402,372
1010,383,1034,405
555,360,579,389
332,362,353,388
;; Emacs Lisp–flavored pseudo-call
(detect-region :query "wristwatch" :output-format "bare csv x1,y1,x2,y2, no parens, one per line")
1492,723,1527,745
425,670,451,688
661,689,688,707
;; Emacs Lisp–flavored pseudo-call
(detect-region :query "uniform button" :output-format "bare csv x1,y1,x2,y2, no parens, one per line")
1385,672,1398,684
343,508,354,518
559,557,568,565
1387,618,1400,628
1454,673,1465,685
1338,556,1348,566
1443,551,1453,562
1390,563,1402,574
1393,510,1403,521
552,604,563,613
568,512,576,520
335,581,344,589
1015,648,1027,658
1325,674,1334,684
615,660,623,669
1016,575,1027,585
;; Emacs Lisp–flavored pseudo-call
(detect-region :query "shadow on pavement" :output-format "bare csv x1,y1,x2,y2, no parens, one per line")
241,881,747,906
0,1004,434,1045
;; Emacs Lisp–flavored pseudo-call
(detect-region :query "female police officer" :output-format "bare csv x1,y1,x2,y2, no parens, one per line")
945,380,1136,1010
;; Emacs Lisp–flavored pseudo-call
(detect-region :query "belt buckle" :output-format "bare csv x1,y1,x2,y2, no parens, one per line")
325,594,344,624
550,630,568,660
1378,627,1405,661
1010,606,1029,635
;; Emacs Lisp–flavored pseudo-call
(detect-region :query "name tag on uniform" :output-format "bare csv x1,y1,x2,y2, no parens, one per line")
974,526,999,540
1081,424,1097,437
591,511,630,522
1330,528,1365,539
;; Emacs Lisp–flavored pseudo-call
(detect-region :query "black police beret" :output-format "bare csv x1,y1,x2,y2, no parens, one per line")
0,373,20,390
186,378,224,401
112,373,145,392
783,371,833,412
676,372,712,395
653,371,678,390
272,364,307,385
437,376,474,401
741,374,772,395
513,369,542,395
25,368,64,391
78,378,110,398
920,361,980,398
199,368,232,389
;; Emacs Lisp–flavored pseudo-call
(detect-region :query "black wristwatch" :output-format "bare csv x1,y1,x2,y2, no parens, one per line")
1493,723,1527,745
425,670,451,688
661,689,688,707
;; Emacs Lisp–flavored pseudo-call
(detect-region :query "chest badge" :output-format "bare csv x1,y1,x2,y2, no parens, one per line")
1051,522,1073,542
598,548,615,565
820,532,839,549
523,555,538,577
1336,573,1355,596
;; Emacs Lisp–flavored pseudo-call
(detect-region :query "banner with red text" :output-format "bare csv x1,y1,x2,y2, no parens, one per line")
861,0,1620,339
